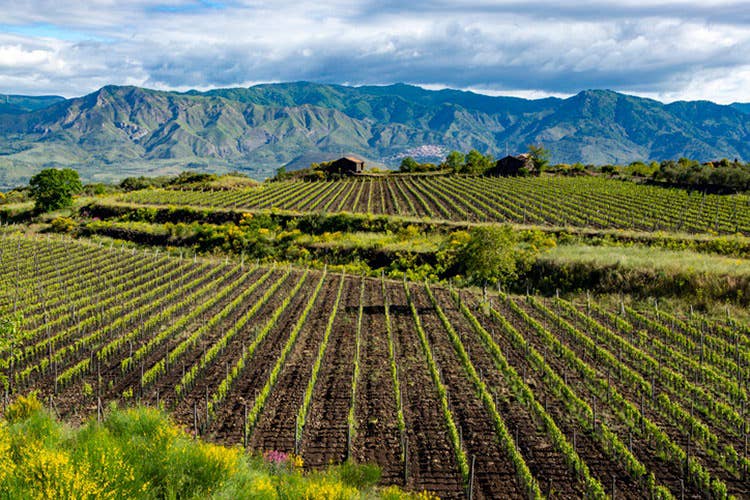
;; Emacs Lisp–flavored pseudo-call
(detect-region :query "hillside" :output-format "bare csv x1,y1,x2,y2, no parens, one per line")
0,94,65,115
2,83,750,186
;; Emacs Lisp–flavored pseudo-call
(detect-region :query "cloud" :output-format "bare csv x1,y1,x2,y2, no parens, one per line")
1,0,750,102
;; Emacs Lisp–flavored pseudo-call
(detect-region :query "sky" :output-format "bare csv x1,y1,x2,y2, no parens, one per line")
1,0,750,103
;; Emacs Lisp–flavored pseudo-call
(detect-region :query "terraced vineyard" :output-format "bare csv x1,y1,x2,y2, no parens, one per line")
119,176,750,234
3,232,749,498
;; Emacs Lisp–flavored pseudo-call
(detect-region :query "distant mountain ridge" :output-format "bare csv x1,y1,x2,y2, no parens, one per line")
1,82,750,186
0,94,65,115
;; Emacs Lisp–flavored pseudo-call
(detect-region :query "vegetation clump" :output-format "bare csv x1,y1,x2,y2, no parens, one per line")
29,168,82,213
0,393,422,499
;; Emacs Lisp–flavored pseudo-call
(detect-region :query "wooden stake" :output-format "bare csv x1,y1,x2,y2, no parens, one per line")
468,455,475,500
403,438,409,485
243,402,248,449
193,401,198,438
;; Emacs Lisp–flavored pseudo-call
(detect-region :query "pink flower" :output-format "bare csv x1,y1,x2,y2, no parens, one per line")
263,450,289,465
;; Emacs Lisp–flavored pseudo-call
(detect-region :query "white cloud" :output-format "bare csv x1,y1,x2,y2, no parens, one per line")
0,0,749,102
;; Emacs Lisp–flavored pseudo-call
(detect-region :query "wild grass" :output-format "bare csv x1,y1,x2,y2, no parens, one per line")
544,244,750,277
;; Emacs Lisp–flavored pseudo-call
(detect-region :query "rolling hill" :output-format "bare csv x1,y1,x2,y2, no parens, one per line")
1,82,750,187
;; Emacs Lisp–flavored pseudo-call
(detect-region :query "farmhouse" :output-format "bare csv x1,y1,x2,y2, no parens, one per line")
485,154,536,176
325,156,365,176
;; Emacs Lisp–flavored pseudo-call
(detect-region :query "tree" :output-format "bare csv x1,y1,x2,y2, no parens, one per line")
527,144,550,171
29,168,82,212
443,151,465,173
463,149,493,174
399,157,419,173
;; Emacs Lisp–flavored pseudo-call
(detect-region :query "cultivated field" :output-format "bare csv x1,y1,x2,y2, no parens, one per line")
119,176,750,234
3,233,749,498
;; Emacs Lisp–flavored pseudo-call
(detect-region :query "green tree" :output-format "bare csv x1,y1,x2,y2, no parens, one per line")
443,151,465,173
527,144,550,171
399,157,419,173
463,149,493,174
29,168,82,212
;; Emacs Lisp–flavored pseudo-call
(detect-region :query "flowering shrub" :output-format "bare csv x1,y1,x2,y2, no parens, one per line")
0,394,418,499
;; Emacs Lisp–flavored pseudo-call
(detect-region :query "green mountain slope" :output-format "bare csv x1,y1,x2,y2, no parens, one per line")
0,94,65,115
1,83,750,187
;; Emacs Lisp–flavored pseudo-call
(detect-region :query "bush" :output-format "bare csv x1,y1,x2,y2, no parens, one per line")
49,216,77,233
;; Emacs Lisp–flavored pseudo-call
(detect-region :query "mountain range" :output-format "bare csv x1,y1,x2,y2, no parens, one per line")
1,82,750,187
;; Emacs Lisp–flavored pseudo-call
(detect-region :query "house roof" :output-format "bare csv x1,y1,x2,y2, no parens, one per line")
341,156,364,163
499,154,530,161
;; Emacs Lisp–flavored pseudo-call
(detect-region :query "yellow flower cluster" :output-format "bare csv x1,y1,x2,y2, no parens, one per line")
21,447,107,499
0,425,15,484
299,479,359,499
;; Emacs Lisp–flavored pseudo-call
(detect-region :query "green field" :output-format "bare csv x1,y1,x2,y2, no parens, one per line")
2,173,750,499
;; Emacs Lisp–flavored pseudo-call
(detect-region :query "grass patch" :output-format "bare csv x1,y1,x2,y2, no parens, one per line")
544,244,750,277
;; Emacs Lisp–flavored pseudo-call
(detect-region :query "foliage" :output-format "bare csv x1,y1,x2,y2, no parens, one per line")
119,175,173,191
449,226,554,286
399,157,439,173
81,183,121,197
624,161,659,178
0,394,414,499
273,166,291,181
28,168,82,213
653,158,750,192
48,216,76,234
0,313,22,390
463,149,494,174
442,151,465,173
527,144,550,171
0,188,30,205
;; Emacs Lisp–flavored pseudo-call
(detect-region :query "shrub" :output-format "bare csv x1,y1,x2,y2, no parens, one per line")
49,217,77,234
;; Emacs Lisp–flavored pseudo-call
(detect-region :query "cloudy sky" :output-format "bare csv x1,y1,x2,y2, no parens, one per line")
1,0,750,103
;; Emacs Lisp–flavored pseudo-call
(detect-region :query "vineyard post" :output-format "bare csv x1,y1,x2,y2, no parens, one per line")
592,397,597,430
744,427,748,478
403,437,409,485
193,401,198,438
651,373,655,403
611,476,615,499
97,397,102,424
628,431,632,452
685,433,691,482
243,402,248,449
468,455,475,500
680,479,684,500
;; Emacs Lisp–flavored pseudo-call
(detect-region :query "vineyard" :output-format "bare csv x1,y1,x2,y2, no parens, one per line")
119,176,750,235
2,232,749,498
